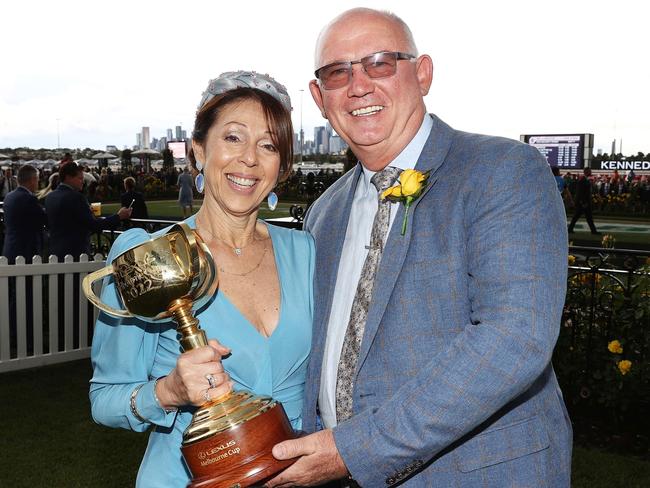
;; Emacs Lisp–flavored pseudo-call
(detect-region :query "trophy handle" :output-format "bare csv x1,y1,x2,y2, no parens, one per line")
194,241,216,299
82,266,132,318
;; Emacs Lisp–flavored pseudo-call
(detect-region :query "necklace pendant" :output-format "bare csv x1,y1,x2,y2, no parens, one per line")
234,248,242,256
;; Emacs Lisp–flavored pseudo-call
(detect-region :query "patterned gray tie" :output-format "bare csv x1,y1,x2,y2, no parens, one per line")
336,166,402,423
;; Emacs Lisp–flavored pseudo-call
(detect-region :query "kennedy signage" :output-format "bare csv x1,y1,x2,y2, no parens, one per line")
599,160,650,171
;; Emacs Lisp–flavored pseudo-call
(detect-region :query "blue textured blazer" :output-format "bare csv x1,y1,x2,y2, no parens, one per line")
303,114,572,487
1,186,47,264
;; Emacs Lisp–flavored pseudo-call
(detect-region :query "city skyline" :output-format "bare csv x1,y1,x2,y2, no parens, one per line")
1,0,648,155
131,122,346,157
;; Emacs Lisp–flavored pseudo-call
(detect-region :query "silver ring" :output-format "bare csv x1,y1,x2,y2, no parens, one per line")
205,373,217,389
203,389,211,403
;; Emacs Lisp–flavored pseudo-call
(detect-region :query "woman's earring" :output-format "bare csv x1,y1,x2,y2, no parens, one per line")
267,191,278,211
195,160,204,193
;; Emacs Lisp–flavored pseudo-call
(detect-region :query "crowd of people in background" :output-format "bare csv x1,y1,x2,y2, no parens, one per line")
1,154,138,264
0,153,345,264
559,168,650,213
2,152,650,266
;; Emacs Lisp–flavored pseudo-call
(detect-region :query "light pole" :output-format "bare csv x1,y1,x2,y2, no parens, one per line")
299,89,304,164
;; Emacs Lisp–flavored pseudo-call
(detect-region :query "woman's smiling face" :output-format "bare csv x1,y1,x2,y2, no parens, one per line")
193,98,281,218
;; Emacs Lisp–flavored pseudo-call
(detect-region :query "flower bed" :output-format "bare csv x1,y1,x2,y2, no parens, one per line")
555,247,650,456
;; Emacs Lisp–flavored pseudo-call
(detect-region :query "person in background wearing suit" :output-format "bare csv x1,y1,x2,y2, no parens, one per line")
2,164,47,264
45,162,131,261
120,176,149,229
567,167,600,235
269,8,571,487
2,164,47,353
0,167,18,199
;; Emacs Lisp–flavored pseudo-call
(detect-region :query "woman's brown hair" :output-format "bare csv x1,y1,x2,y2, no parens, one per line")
187,88,293,182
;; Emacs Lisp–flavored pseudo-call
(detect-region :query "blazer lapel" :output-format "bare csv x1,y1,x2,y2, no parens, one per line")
358,115,455,369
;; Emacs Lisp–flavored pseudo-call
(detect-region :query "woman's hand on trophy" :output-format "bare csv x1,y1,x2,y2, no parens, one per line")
156,339,233,408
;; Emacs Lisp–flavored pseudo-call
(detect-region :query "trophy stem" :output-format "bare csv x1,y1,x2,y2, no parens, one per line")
169,298,208,351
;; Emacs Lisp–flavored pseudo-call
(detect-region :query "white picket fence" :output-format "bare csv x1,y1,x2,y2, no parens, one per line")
0,254,106,373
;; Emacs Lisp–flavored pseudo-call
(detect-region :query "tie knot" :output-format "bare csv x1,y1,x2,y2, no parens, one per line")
371,166,401,193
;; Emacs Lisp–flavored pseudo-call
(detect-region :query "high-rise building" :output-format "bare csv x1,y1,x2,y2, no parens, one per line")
160,137,167,151
293,133,300,153
181,130,187,140
611,139,616,156
167,128,173,141
136,133,142,149
329,135,347,154
151,137,159,151
176,125,182,140
299,129,304,159
142,127,151,149
314,126,329,154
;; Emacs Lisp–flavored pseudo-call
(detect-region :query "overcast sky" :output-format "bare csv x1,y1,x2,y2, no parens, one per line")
1,0,647,155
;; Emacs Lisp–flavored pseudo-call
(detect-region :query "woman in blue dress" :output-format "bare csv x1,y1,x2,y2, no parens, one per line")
89,72,314,487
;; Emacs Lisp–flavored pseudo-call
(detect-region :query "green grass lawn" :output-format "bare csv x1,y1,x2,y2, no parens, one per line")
100,199,299,221
563,213,650,250
0,360,146,487
1,360,650,487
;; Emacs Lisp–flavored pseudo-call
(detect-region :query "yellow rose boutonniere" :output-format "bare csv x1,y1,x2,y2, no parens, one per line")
381,169,431,235
607,340,623,354
617,359,632,375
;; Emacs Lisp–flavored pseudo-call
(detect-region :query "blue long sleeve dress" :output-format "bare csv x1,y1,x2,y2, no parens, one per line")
89,215,314,487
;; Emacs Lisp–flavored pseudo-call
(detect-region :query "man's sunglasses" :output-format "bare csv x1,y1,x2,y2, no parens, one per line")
314,51,416,90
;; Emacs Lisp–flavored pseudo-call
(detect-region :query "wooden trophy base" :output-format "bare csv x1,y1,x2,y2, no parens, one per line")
183,402,296,488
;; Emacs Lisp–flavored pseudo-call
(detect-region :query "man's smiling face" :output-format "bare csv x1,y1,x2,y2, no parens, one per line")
309,11,432,170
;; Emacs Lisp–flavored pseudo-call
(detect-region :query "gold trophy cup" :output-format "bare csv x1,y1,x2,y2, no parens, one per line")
83,223,296,488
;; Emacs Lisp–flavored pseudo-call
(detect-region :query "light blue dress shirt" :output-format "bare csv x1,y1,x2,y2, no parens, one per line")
318,114,434,429
90,215,314,487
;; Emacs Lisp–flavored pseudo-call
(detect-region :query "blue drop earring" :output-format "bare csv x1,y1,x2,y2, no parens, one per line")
195,160,204,193
267,191,278,211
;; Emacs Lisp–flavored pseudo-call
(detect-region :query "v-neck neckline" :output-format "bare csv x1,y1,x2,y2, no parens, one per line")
214,222,284,341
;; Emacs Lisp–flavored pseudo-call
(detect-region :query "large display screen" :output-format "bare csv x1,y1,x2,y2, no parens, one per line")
521,134,587,169
168,141,187,159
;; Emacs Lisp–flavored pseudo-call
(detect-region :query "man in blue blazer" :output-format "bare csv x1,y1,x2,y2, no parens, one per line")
45,162,131,261
269,8,571,487
2,164,47,264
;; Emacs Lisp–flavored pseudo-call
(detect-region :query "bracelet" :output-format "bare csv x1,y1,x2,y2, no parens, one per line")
129,383,147,422
153,376,177,414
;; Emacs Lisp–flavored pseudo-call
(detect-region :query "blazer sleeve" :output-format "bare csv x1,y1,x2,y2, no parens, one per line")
89,229,178,432
73,192,121,232
333,144,568,486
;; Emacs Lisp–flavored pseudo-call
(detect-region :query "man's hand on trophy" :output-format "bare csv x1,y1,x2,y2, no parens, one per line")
156,339,233,408
264,429,349,487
